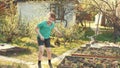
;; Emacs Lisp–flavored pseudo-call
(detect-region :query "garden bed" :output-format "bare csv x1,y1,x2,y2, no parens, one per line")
57,56,120,68
73,43,120,57
0,44,31,56
58,43,120,68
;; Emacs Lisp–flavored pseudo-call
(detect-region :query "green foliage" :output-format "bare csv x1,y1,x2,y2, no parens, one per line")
0,15,33,43
83,27,95,37
0,1,35,43
54,24,95,43
96,32,120,42
96,32,113,41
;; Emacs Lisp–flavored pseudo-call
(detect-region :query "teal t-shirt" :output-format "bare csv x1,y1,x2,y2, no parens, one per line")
37,21,55,39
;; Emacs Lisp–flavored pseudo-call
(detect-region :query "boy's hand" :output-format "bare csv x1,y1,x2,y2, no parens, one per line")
59,32,63,37
57,32,63,38
54,27,63,37
40,36,44,41
36,27,44,41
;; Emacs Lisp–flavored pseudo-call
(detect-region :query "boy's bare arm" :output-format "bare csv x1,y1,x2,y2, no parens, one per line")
54,27,62,36
35,27,44,40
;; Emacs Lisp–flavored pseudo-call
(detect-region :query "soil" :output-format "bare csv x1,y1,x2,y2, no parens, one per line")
58,43,120,68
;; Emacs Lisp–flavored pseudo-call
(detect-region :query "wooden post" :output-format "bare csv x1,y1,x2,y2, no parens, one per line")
95,13,101,36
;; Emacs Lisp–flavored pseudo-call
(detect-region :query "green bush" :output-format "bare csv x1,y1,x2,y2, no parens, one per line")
53,24,95,43
0,16,33,43
96,32,120,42
80,27,95,40
0,1,34,43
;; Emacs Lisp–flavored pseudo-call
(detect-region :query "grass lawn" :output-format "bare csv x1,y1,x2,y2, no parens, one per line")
0,39,87,68
5,37,88,63
0,60,29,68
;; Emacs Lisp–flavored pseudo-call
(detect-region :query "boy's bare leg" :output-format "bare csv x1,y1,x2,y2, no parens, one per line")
46,48,51,60
38,46,44,68
46,48,53,68
38,46,44,60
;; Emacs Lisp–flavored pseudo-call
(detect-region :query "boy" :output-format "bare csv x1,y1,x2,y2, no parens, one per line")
35,12,61,68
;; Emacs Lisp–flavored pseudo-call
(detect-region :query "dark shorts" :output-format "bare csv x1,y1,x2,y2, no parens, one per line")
37,37,50,48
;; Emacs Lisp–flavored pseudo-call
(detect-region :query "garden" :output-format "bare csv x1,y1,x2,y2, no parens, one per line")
0,0,120,68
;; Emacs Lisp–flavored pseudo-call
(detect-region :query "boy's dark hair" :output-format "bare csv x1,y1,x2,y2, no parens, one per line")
49,12,56,19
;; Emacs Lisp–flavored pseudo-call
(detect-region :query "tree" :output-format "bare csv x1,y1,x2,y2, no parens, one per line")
90,0,120,42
